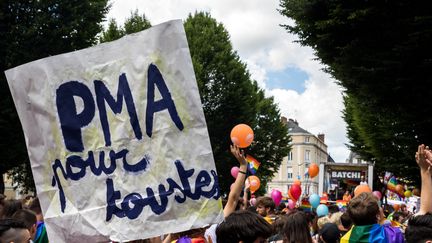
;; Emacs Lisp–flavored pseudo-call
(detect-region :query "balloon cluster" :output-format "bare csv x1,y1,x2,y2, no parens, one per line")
230,124,262,192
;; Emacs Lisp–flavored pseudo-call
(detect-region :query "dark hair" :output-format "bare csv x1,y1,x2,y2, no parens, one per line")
406,213,432,243
276,202,286,214
29,197,42,215
328,205,340,214
256,197,275,211
0,218,27,236
282,211,313,243
216,210,272,243
1,200,22,219
392,212,404,222
12,209,36,229
340,212,352,229
347,192,378,225
319,223,341,243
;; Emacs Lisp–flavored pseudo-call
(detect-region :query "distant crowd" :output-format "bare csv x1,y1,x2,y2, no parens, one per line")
1,144,432,243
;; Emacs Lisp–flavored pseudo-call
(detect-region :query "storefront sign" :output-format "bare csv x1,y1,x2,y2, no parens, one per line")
331,171,362,179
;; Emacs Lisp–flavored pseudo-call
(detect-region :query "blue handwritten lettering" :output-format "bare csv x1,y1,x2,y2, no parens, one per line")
94,73,142,147
56,81,95,152
146,64,184,137
51,149,150,212
105,160,219,221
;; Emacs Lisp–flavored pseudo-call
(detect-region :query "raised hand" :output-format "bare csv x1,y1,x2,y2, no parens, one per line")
230,144,247,167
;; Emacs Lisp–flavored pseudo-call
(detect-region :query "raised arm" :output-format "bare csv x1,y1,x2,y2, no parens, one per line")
224,145,248,218
415,144,432,214
241,179,250,210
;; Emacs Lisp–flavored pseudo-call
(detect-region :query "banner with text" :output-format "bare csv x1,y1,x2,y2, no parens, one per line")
5,20,223,242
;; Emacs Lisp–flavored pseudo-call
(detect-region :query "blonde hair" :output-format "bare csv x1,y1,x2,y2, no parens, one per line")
317,216,331,230
329,211,343,226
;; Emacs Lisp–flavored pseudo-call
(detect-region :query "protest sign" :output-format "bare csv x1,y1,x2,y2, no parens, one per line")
5,20,223,242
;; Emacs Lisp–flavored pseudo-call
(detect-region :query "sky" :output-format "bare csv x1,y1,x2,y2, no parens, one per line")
106,0,350,162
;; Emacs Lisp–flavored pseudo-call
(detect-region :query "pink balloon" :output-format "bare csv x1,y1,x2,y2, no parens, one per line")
288,199,295,209
372,191,382,200
271,189,283,206
231,166,239,178
250,198,257,206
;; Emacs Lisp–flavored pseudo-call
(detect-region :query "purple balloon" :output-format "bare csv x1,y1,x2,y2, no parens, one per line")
271,189,283,206
250,198,257,206
231,166,239,178
373,191,382,200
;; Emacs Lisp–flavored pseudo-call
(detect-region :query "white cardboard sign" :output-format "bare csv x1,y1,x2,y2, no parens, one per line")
5,20,223,242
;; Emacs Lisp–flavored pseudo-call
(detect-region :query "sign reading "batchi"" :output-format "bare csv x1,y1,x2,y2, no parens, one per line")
331,171,363,179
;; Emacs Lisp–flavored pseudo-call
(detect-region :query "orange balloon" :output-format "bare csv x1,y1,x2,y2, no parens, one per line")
230,124,254,148
308,163,319,178
354,184,372,197
248,175,260,193
393,204,401,211
294,179,301,186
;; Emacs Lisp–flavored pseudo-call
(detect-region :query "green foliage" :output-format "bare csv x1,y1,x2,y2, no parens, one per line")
279,0,432,183
99,9,151,43
184,12,291,196
0,0,110,193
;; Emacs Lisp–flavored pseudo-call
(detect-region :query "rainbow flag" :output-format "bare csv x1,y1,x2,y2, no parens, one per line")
299,199,312,212
336,200,348,211
246,155,260,175
341,224,404,243
387,177,397,192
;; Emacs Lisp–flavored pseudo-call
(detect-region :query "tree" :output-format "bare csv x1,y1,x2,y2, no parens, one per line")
279,0,432,183
99,10,151,43
184,12,291,196
0,0,110,193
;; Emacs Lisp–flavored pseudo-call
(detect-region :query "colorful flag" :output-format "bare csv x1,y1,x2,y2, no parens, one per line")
246,155,260,175
341,224,404,243
387,177,397,192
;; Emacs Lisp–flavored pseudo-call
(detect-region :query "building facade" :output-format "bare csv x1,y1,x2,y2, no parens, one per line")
267,117,332,197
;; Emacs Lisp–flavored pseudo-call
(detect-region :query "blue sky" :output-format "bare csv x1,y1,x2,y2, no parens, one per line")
266,67,308,93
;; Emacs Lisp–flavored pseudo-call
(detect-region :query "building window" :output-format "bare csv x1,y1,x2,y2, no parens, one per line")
288,151,293,161
287,167,293,179
305,136,310,143
305,150,310,162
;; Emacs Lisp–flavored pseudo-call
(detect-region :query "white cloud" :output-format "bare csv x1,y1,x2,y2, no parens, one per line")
107,0,350,162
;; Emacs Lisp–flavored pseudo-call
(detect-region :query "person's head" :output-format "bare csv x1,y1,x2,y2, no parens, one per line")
0,218,31,243
340,212,352,231
317,216,331,230
216,210,272,243
329,212,343,226
1,199,23,219
406,213,432,243
282,211,313,243
347,192,379,226
276,202,286,214
328,205,340,215
319,223,340,243
12,209,37,240
401,204,409,215
28,197,43,221
255,197,275,217
393,212,404,223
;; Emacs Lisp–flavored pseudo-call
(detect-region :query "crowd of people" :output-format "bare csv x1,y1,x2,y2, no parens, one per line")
0,144,432,243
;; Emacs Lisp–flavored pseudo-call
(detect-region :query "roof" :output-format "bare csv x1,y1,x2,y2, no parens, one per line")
287,119,312,134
